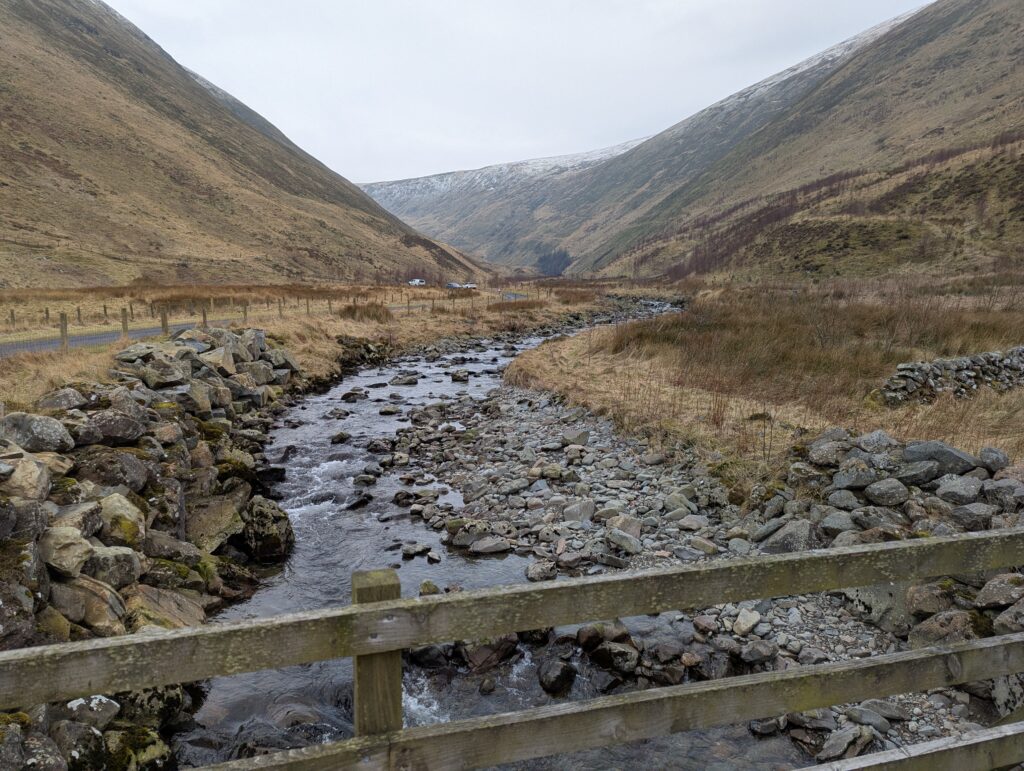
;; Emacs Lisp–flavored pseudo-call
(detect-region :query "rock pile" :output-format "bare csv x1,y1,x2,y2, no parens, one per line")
881,346,1024,405
0,326,302,768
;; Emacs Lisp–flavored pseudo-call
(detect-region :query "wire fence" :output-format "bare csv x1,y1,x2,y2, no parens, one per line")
0,287,543,359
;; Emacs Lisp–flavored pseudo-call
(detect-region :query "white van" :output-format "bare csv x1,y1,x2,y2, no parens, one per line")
408,279,426,287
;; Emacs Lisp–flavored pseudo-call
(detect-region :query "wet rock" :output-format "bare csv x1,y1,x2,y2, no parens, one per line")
242,496,295,562
526,560,557,581
469,535,512,554
459,634,519,672
538,660,577,695
185,481,251,552
590,642,639,674
815,726,861,761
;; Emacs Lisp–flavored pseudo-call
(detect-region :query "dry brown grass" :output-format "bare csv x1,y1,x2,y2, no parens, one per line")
486,299,548,313
506,282,1024,496
0,285,608,409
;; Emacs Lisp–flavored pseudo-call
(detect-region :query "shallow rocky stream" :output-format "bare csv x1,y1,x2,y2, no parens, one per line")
173,305,805,769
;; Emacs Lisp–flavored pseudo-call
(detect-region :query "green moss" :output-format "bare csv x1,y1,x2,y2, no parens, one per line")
199,420,227,441
216,460,256,484
969,610,994,638
0,712,30,728
125,490,151,516
49,477,78,493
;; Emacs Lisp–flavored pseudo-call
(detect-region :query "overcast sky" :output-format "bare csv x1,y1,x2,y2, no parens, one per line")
104,0,926,182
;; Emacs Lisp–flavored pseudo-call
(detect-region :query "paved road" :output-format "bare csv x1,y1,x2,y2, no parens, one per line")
0,319,232,359
0,293,520,359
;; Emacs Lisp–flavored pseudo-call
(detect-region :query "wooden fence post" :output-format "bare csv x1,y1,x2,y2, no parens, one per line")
44,307,49,324
120,308,129,339
201,307,208,329
129,302,134,320
103,304,108,320
59,312,69,353
352,569,403,736
278,298,283,319
328,298,333,314
160,306,169,336
306,298,311,316
242,302,248,324
76,306,82,325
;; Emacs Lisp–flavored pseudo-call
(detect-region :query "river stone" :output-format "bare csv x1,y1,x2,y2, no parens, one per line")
122,584,206,631
459,633,518,672
606,514,642,539
561,429,589,447
845,706,891,733
858,699,910,721
975,574,1024,608
0,412,74,453
908,609,979,649
733,608,761,636
526,560,557,581
863,478,909,506
469,535,512,554
83,545,141,588
562,498,595,522
39,526,94,578
590,641,639,673
607,528,642,554
98,493,147,550
740,639,778,664
904,441,978,476
815,726,861,761
49,575,126,637
826,489,861,511
538,660,577,695
936,475,983,505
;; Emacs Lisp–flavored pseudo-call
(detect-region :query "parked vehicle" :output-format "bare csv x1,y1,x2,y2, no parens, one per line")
408,278,426,286
445,282,463,289
463,283,478,289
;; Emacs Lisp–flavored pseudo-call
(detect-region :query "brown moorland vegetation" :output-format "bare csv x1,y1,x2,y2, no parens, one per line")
506,275,1024,495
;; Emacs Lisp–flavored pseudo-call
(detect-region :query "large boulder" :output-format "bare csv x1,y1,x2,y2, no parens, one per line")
0,412,74,453
49,575,126,637
73,446,150,492
35,387,87,411
185,480,251,552
121,584,205,632
39,526,95,579
144,530,202,567
84,409,147,445
137,353,191,388
903,441,978,476
760,520,820,554
0,453,51,500
908,609,979,649
83,545,142,588
241,495,295,562
98,494,147,550
936,475,983,505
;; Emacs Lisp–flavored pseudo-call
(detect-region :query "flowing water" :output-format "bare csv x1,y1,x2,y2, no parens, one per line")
173,314,807,769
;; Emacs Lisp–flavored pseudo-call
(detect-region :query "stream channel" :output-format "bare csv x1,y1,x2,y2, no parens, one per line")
173,304,806,769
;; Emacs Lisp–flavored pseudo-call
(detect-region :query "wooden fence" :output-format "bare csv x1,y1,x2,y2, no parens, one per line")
3,530,1024,769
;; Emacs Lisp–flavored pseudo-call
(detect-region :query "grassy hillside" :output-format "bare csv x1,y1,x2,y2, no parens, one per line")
596,0,1024,278
0,0,481,287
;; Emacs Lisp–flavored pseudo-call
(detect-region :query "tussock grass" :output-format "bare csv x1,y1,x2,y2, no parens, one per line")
506,282,1024,497
336,302,393,323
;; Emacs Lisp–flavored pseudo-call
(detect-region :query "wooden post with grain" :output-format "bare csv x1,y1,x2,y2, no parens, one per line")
160,306,169,336
59,312,68,353
120,307,129,339
352,569,403,737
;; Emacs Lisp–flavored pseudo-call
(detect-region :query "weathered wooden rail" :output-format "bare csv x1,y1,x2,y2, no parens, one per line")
3,530,1024,769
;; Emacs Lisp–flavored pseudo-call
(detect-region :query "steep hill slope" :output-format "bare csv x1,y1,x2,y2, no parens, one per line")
361,138,646,268
364,0,1022,279
0,0,479,287
361,10,917,271
597,0,1024,278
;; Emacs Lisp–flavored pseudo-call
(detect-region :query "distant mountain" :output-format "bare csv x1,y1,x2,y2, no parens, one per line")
363,0,1024,279
0,0,480,287
361,137,647,268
